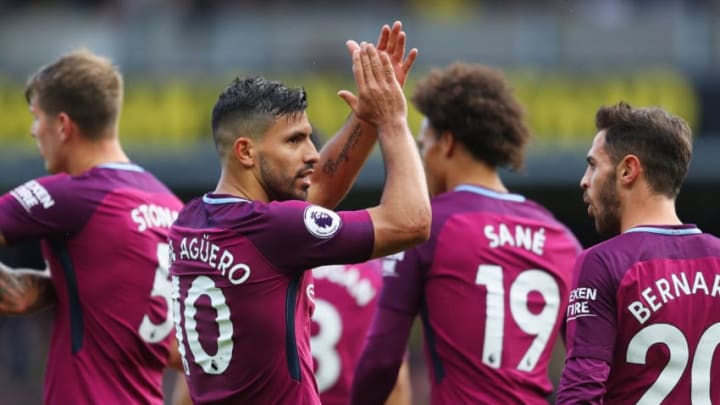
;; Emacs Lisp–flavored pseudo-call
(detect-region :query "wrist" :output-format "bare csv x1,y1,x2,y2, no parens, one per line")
378,119,411,137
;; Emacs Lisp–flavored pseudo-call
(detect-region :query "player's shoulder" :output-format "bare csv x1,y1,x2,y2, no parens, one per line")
87,163,178,195
8,173,76,209
576,233,647,278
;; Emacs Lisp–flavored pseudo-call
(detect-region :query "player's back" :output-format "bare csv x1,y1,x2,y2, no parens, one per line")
0,163,183,404
169,194,373,405
419,185,579,404
589,227,720,404
311,260,383,405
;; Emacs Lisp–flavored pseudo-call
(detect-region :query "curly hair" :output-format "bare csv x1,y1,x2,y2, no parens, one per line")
411,62,530,171
596,101,692,198
211,76,308,157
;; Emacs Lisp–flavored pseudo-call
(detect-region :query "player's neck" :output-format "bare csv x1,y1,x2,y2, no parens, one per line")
66,137,129,176
620,193,682,232
214,169,262,201
445,158,507,194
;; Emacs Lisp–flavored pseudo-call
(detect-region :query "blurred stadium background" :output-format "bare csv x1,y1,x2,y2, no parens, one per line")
1,0,719,403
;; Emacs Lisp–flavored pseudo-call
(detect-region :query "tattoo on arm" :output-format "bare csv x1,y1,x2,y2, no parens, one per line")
0,267,55,315
322,124,364,176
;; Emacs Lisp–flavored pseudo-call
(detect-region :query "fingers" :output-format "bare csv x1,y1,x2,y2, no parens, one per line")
378,50,397,84
360,43,381,84
393,31,406,62
385,21,402,56
346,40,360,57
401,48,418,76
337,90,358,111
376,24,390,51
350,46,366,90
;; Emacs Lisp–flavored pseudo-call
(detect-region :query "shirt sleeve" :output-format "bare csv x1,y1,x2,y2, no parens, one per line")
250,201,375,272
350,306,415,405
0,175,92,244
565,249,619,362
556,356,611,404
378,246,424,315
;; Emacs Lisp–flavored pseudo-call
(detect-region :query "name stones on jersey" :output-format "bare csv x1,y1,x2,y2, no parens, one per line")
131,203,179,232
304,205,342,239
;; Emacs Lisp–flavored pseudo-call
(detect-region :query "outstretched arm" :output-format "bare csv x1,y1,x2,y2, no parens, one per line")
309,21,419,208
0,261,55,315
556,357,610,404
351,307,415,405
385,356,412,405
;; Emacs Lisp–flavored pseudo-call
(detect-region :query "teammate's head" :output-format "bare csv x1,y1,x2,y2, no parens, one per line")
211,76,318,201
581,101,692,235
25,49,123,173
412,62,530,195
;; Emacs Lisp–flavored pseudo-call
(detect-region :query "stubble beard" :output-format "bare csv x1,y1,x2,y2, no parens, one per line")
259,154,308,202
594,172,622,237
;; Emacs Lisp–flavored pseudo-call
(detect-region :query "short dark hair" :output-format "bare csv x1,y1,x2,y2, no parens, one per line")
25,49,123,139
596,101,692,198
411,62,530,170
211,76,308,156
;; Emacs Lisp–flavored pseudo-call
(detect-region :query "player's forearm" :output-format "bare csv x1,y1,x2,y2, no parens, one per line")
351,344,404,405
385,358,412,405
369,120,431,258
351,307,414,405
0,265,55,315
556,357,610,405
310,116,377,209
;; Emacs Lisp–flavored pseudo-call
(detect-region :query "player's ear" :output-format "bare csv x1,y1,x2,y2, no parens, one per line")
618,154,641,186
440,130,455,158
57,112,74,143
233,137,255,167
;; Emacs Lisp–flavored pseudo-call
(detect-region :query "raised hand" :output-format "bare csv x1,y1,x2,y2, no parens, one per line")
376,21,417,87
346,21,418,87
338,43,407,128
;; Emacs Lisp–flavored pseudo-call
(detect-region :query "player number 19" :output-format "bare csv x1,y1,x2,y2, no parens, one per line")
475,264,560,372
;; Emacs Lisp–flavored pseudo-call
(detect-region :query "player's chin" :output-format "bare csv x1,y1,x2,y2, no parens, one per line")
294,186,310,201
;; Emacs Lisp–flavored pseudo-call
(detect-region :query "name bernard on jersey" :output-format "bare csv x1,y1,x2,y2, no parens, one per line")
171,235,251,285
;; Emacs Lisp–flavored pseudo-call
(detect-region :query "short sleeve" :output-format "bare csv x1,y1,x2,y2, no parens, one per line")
0,175,94,244
251,201,375,272
565,249,619,363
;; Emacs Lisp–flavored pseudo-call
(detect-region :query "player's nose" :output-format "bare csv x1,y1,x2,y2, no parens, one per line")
305,144,320,164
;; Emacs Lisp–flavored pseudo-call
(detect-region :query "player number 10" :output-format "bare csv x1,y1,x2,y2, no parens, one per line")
475,264,560,372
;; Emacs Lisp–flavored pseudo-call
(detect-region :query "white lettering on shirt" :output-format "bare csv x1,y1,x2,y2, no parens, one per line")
131,204,179,232
10,180,55,211
484,223,546,256
567,287,598,321
177,235,250,285
627,271,718,325
313,265,377,306
381,252,405,277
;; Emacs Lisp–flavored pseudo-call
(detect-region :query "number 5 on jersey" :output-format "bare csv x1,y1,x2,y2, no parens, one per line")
139,243,174,343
